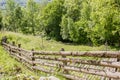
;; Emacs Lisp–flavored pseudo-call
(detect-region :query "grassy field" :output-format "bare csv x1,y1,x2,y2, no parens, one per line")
0,45,40,80
0,31,117,51
0,31,118,80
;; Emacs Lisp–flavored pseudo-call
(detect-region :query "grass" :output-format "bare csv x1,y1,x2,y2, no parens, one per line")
0,31,67,80
0,45,40,80
0,31,118,80
0,31,118,51
0,46,65,80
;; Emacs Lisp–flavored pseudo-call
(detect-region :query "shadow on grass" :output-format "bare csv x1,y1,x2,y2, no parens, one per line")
110,46,120,51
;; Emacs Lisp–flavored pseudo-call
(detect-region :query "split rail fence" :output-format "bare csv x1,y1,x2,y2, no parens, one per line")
1,38,120,80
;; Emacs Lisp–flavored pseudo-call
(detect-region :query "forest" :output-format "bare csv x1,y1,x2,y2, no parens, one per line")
0,0,120,46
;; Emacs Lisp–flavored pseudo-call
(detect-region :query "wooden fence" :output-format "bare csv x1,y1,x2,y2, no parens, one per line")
1,39,120,80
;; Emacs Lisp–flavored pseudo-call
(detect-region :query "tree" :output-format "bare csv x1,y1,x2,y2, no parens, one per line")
0,11,2,30
1,0,120,46
60,0,88,43
41,0,64,40
3,0,16,31
60,15,69,40
13,5,23,32
86,0,120,46
21,0,39,35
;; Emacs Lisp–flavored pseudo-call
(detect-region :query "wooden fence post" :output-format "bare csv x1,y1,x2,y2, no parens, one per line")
18,44,21,48
105,41,111,80
8,46,11,55
1,36,7,45
31,49,35,69
116,58,120,72
60,48,68,74
18,44,22,61
9,41,15,55
12,41,15,46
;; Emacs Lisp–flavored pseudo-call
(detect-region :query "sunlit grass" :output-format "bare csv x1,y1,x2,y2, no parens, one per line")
0,45,40,79
0,31,117,51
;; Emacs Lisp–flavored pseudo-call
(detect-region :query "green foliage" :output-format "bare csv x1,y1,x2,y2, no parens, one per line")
60,0,88,43
60,15,70,40
87,0,120,45
0,0,120,46
2,0,16,31
21,0,38,35
0,11,2,30
13,5,23,32
41,0,64,40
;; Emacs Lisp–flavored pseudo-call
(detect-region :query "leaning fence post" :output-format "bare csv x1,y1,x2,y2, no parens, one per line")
60,48,68,74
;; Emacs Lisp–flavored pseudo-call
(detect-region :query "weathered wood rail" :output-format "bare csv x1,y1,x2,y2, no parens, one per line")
1,37,120,80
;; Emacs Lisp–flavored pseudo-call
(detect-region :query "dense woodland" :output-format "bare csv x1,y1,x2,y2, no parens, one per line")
0,0,120,46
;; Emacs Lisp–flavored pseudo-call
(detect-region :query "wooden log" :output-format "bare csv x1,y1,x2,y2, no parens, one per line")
10,53,33,70
12,52,32,65
3,42,120,68
33,60,120,79
33,61,56,67
10,48,31,60
33,51,120,58
34,60,63,65
33,66,87,80
32,66,54,73
60,74,87,80
2,42,30,54
63,66,120,79
2,42,9,48
33,56,120,68
3,42,31,58
2,42,120,58
23,62,33,70
10,52,20,61
2,42,120,79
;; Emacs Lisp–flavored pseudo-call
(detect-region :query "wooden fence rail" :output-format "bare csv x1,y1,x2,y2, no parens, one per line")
1,38,120,80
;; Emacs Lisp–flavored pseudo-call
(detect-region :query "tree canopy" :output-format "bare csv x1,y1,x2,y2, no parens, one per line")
0,0,120,46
